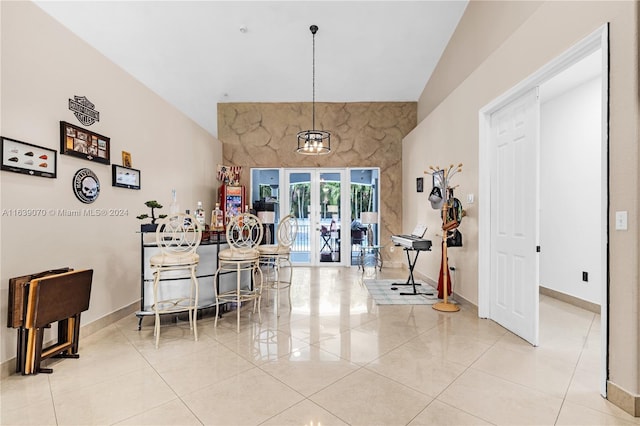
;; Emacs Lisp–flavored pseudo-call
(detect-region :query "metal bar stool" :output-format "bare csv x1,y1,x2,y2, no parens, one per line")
149,213,201,348
258,214,298,316
214,212,263,333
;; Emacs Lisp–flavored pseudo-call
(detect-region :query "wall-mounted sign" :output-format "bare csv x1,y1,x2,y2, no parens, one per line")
68,95,100,126
73,168,100,204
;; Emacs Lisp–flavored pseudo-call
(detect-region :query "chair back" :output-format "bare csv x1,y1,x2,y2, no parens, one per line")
226,212,263,253
155,213,201,256
276,214,298,249
351,229,364,245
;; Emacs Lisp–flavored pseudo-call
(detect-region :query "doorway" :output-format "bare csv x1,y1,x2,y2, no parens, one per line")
284,169,347,266
250,167,380,267
478,25,608,396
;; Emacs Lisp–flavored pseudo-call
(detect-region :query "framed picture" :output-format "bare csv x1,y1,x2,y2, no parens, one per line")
432,169,445,192
112,164,140,190
1,136,57,178
60,121,110,164
416,177,424,193
122,151,132,167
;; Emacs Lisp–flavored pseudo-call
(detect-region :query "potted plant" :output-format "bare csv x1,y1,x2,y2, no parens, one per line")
137,200,167,232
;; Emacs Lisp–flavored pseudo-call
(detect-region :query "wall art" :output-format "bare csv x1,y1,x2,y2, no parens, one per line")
432,169,445,193
1,136,57,178
112,164,140,190
72,168,100,204
60,121,110,165
68,95,100,126
122,151,132,167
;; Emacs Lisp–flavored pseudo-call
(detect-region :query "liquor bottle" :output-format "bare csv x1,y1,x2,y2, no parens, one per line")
195,201,205,226
169,189,179,214
212,202,224,231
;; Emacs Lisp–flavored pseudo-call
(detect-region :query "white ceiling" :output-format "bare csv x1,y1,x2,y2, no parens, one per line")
34,1,468,138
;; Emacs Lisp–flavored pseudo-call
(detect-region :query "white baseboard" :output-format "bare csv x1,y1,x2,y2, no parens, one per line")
1,300,138,379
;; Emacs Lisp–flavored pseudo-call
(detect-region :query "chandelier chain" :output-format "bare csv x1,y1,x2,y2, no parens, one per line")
312,28,316,130
296,24,331,155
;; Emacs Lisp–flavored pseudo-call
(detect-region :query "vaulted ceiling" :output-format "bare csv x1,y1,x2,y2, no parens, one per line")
35,1,468,137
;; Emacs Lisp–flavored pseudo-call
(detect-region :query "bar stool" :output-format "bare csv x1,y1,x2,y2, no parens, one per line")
150,213,201,348
258,214,298,315
214,212,263,332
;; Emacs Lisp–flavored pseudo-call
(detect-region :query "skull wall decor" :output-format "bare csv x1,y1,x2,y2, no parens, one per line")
82,177,98,198
73,168,100,203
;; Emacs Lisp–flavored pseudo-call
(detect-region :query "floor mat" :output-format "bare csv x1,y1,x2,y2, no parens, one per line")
364,279,440,305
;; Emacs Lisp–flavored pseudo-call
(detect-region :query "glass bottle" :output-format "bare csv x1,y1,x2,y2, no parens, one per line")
169,189,179,214
195,201,205,226
212,202,224,231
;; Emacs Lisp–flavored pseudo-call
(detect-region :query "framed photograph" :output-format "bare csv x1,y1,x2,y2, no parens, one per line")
60,121,110,164
112,164,140,190
122,151,132,167
416,177,424,193
1,136,57,178
432,169,445,192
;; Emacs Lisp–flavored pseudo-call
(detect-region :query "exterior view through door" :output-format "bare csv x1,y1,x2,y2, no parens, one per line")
250,168,380,267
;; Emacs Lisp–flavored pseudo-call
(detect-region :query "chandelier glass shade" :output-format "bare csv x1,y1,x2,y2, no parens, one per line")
297,24,331,155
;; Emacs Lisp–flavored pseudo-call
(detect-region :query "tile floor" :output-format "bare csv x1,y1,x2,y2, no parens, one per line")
1,266,638,425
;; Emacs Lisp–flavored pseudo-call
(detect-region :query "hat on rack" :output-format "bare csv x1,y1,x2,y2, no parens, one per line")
429,186,444,210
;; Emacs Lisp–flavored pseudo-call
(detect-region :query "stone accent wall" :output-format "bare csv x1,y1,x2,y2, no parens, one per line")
218,101,417,265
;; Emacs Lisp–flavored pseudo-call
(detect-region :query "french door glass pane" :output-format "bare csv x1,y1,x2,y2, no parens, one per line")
319,172,341,264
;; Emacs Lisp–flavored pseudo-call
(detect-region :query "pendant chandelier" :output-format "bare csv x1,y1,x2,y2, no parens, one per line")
297,24,331,155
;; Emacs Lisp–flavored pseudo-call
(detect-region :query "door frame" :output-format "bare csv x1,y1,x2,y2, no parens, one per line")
283,168,349,266
478,24,609,396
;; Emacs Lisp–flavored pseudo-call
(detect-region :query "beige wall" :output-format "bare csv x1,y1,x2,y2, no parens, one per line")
218,101,416,265
417,0,544,122
405,0,639,407
0,2,221,365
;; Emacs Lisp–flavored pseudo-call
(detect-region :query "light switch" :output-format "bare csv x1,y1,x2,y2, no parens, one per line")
467,194,475,204
615,211,628,230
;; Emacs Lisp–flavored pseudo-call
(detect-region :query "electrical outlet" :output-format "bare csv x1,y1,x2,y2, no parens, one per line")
582,271,588,282
615,211,628,230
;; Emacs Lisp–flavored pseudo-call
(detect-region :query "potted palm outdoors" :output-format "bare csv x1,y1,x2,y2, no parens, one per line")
137,200,167,232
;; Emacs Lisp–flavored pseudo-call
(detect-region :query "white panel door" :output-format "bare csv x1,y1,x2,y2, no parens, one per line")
490,88,540,346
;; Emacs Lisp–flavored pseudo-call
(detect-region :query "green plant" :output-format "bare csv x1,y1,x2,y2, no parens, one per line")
136,200,167,224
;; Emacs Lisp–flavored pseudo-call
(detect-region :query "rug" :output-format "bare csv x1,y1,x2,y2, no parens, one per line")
364,279,440,305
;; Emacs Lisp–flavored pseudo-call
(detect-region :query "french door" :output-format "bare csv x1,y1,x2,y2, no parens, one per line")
283,169,348,266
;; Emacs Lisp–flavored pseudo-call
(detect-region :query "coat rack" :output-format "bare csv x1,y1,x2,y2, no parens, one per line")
426,163,462,312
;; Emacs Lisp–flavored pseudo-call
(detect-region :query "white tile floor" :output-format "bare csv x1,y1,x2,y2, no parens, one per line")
1,266,638,425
